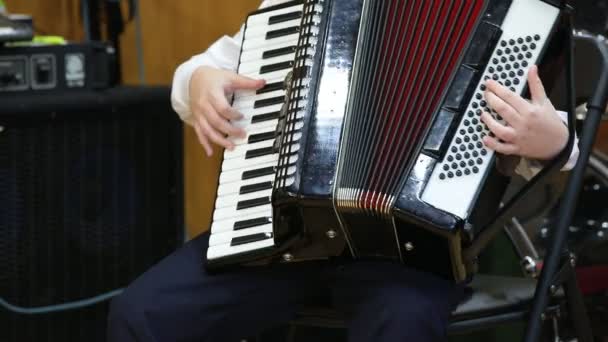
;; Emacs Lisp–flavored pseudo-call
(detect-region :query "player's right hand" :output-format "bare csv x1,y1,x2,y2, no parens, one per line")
189,66,266,156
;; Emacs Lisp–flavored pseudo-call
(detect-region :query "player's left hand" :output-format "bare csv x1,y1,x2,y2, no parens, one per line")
481,65,569,161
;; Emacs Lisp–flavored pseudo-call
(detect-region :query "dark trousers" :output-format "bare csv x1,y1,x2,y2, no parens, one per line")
107,233,465,342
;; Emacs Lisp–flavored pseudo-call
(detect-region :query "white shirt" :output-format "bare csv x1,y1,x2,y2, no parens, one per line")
171,0,579,178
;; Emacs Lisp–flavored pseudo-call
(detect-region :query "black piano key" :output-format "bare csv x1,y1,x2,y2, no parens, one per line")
240,181,273,195
236,196,271,210
248,131,278,144
268,11,302,25
266,26,300,40
251,111,281,124
260,61,294,74
256,82,284,95
263,46,297,59
245,146,275,159
230,232,273,247
242,166,276,180
234,217,272,230
254,96,285,108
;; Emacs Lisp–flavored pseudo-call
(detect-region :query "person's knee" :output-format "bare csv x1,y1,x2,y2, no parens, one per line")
107,281,150,333
384,286,440,320
108,292,140,329
375,286,449,337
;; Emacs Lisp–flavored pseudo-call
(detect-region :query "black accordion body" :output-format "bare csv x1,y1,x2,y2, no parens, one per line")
207,0,567,281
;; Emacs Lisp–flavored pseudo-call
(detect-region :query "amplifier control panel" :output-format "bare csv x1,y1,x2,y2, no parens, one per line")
0,42,115,94
0,56,28,91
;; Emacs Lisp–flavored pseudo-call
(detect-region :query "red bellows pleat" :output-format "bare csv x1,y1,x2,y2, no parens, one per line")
354,0,485,213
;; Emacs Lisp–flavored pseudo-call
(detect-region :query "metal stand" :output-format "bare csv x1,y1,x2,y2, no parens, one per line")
524,29,608,341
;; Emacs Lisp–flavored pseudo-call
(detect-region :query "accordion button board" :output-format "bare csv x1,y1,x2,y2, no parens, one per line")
420,0,560,219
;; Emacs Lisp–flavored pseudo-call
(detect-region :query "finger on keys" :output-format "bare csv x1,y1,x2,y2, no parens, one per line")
480,112,516,142
194,121,213,157
484,90,520,126
228,74,266,92
199,116,236,151
527,65,547,105
205,102,246,139
210,91,244,121
482,135,519,156
485,80,528,114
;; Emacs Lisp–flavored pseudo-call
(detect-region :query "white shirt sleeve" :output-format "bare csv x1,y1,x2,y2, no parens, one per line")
514,110,580,179
171,0,290,125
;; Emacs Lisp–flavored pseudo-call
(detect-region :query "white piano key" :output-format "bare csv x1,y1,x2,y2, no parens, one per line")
231,120,304,147
245,19,303,40
222,153,280,172
221,151,299,173
240,52,297,73
230,126,277,146
243,68,292,84
234,120,279,140
224,139,276,160
243,59,314,82
211,213,272,234
209,224,274,247
233,118,279,134
215,188,272,209
232,104,283,124
246,4,305,26
219,161,277,184
213,203,272,221
207,238,275,260
217,174,275,196
217,171,293,198
233,90,286,110
243,32,301,52
239,38,316,64
235,85,282,100
235,88,308,111
240,45,292,63
239,53,296,75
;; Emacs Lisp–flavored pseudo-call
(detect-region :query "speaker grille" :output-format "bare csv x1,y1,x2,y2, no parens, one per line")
0,87,183,342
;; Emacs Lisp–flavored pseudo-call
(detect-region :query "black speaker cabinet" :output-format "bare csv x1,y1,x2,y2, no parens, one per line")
0,86,184,342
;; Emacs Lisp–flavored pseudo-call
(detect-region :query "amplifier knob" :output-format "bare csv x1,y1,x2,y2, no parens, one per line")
404,242,415,252
282,253,294,262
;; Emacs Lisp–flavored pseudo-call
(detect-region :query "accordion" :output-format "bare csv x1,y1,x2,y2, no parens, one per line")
207,0,567,281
